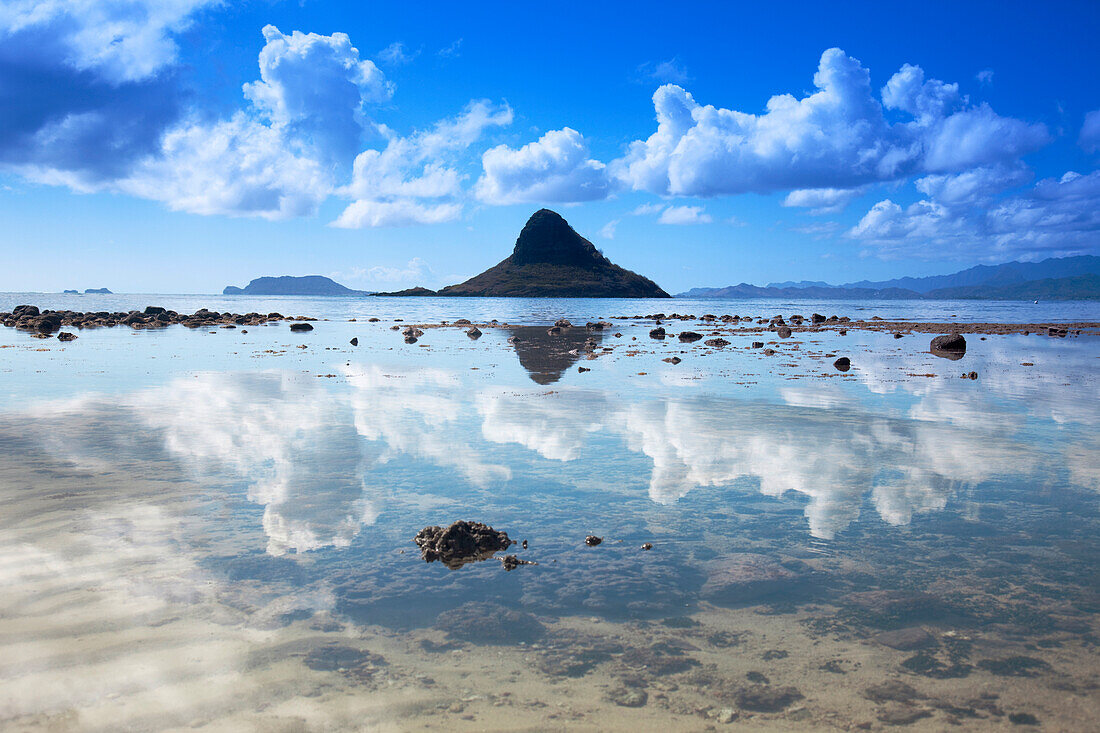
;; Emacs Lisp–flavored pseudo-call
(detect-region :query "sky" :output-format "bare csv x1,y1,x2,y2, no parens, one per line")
1,0,1098,294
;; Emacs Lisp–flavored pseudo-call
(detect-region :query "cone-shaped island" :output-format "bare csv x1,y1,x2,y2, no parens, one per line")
377,209,670,298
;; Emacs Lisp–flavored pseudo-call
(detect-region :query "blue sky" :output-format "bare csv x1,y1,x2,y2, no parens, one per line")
1,0,1098,294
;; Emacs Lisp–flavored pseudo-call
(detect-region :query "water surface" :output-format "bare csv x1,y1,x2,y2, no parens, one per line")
1,297,1098,730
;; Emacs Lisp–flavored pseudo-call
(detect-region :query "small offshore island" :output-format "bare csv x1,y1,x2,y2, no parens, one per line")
381,209,670,298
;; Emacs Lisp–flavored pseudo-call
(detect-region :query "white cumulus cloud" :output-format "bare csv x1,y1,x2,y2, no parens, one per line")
334,99,512,227
476,127,614,205
613,48,1048,198
658,205,712,225
782,186,866,214
849,169,1100,260
0,0,217,84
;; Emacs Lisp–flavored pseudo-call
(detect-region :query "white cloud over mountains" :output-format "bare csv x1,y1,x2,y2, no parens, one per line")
334,100,512,227
848,169,1100,260
476,127,614,204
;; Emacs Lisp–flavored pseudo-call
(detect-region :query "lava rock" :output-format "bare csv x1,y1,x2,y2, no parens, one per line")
678,331,702,343
57,332,77,342
499,555,537,571
413,521,514,569
930,333,967,355
350,337,358,346
606,686,647,708
834,356,851,371
649,326,666,338
735,685,803,713
289,323,314,332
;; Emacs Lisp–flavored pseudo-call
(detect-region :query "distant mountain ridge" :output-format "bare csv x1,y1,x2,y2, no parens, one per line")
223,275,370,296
681,256,1100,300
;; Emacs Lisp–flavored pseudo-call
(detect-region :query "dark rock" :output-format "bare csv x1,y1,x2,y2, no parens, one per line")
289,323,314,332
930,333,966,356
37,314,62,333
966,371,978,380
619,643,699,675
834,357,851,371
1008,712,1040,726
412,521,514,569
705,338,731,347
662,356,682,364
977,656,1049,677
303,644,387,678
499,555,537,571
901,651,973,679
555,318,573,328
13,305,40,318
466,327,482,339
649,326,666,338
641,543,653,551
763,348,776,356
811,313,826,325
877,705,932,726
1047,327,1067,337
735,685,803,713
777,326,792,338
436,601,545,644
454,318,472,325
678,331,702,342
350,337,358,346
578,366,590,373
863,680,925,704
750,341,764,349
893,332,904,339
585,535,603,546
56,332,77,342
606,686,647,707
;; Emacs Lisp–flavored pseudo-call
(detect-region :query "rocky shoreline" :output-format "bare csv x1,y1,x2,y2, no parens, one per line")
0,304,315,337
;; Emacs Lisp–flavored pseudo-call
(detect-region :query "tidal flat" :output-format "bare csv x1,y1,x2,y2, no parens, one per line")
1,295,1098,731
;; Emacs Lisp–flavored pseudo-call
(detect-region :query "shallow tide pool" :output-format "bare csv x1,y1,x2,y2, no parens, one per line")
1,300,1098,731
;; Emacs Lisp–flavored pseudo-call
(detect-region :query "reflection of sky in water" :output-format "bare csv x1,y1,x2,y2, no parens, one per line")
10,330,1097,550
2,320,1098,729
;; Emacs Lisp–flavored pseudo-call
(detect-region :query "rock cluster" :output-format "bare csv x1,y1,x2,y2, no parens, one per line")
1,304,294,335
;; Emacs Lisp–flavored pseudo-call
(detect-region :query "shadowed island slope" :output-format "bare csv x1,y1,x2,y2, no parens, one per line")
377,209,670,298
